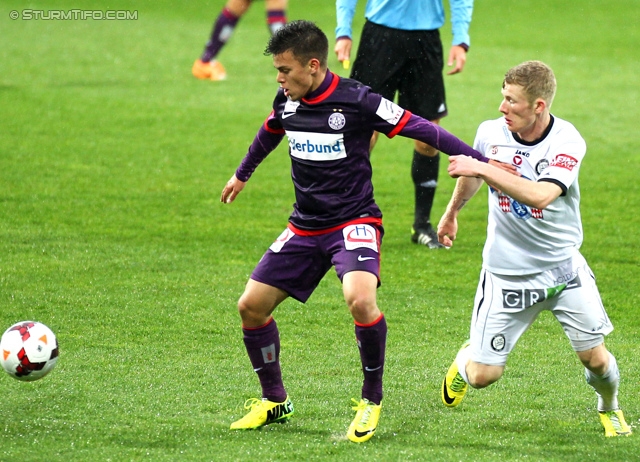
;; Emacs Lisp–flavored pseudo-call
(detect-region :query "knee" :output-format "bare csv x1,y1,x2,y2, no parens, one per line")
237,295,253,320
578,346,609,375
237,294,269,326
583,355,608,374
347,294,379,324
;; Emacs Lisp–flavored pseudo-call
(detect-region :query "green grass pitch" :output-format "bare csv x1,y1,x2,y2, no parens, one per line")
1,0,639,460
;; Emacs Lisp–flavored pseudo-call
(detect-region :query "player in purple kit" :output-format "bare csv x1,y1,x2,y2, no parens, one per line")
192,0,288,81
220,20,510,443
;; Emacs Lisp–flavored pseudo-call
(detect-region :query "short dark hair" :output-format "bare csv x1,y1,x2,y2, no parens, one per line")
264,20,328,68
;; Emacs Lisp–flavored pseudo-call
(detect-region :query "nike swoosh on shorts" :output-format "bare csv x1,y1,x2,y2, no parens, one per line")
358,255,375,261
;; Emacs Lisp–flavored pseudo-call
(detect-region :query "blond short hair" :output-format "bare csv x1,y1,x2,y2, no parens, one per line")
503,61,557,108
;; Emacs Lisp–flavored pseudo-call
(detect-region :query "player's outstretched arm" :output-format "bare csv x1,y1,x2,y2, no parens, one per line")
398,115,489,162
448,156,562,210
221,174,246,204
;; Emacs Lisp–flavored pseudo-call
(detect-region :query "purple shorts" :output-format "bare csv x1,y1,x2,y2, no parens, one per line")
251,222,384,302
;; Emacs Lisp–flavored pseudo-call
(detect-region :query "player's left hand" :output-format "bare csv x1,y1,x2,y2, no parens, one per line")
446,45,467,75
220,174,246,204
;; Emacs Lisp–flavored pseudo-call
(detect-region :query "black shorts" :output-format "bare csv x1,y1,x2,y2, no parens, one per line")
351,20,447,121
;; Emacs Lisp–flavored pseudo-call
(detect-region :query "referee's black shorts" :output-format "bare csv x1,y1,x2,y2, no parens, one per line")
351,20,447,121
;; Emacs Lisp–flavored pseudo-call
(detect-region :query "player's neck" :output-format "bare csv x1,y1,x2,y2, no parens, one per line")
518,112,551,143
305,69,330,99
309,69,328,94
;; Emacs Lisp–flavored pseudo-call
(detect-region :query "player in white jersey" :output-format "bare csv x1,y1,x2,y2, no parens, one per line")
475,116,585,274
437,61,631,437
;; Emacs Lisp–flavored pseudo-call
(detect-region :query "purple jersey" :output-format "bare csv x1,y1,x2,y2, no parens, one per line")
236,71,487,230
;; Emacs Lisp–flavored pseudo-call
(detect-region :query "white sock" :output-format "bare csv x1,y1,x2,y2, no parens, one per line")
585,351,620,412
455,345,471,385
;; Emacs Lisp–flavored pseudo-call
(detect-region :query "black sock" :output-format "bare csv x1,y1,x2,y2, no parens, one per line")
411,150,439,229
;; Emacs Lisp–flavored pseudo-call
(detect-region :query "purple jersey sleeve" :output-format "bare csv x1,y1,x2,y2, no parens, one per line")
398,114,489,162
358,89,489,163
235,113,285,182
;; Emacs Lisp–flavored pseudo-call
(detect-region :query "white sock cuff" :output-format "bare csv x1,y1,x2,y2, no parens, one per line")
456,346,471,384
603,351,618,379
586,351,620,412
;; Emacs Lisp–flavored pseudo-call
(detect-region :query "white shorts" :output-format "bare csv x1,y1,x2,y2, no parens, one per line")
469,252,613,366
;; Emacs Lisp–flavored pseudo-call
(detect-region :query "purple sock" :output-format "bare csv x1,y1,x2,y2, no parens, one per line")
242,318,287,402
355,314,387,405
266,10,286,35
201,7,240,63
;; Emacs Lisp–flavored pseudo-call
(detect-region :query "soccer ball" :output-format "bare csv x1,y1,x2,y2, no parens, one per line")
0,321,59,381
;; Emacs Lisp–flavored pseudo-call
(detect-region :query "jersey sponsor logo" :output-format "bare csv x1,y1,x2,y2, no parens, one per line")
282,99,300,119
502,283,570,310
553,272,583,289
515,149,530,157
498,194,511,213
497,194,544,220
503,289,546,309
328,112,346,130
502,126,511,142
536,159,550,175
269,227,295,253
531,208,543,219
491,145,499,155
375,97,404,125
550,153,578,171
511,199,534,220
491,334,505,352
513,155,523,166
286,131,346,161
261,343,277,363
343,224,378,252
546,283,567,298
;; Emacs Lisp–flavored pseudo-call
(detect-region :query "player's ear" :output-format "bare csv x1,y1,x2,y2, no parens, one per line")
533,98,546,114
308,58,320,73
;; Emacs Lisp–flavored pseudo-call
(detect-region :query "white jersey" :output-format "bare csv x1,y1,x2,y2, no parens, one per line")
473,115,586,275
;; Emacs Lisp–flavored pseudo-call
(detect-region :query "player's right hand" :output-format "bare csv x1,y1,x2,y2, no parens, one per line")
220,174,246,204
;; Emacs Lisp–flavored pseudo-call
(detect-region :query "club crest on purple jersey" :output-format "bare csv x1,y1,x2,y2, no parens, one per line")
328,112,346,130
